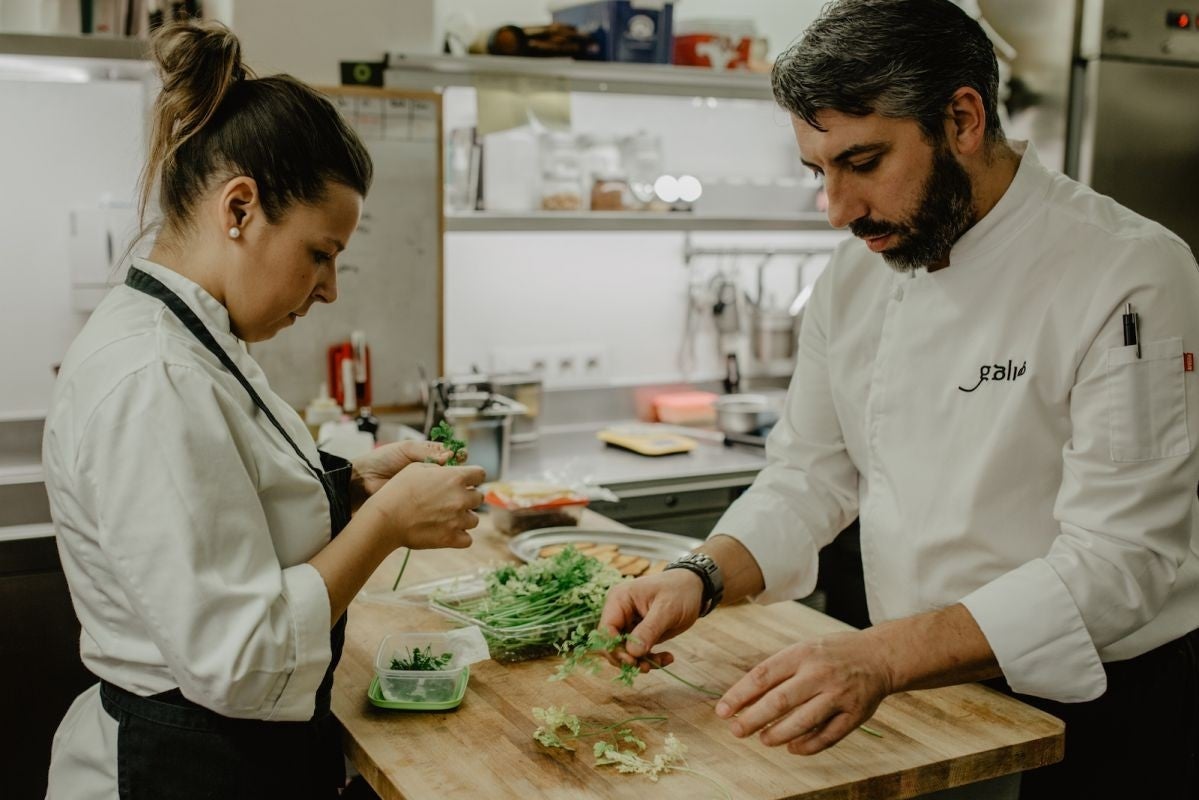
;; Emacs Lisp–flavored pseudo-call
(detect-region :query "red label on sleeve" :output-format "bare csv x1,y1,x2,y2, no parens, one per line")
1185,352,1195,372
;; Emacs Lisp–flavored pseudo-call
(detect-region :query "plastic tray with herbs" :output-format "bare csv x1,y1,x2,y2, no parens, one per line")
387,548,624,663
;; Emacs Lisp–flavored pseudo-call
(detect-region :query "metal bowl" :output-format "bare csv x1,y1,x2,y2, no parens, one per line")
713,393,779,434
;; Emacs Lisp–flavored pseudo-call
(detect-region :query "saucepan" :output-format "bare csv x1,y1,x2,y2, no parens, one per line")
713,393,779,434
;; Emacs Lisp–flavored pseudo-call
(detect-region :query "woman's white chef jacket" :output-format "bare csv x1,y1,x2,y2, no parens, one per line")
43,258,334,798
715,144,1199,702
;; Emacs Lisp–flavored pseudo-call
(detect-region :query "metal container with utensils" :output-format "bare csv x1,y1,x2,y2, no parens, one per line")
424,376,527,481
488,372,543,444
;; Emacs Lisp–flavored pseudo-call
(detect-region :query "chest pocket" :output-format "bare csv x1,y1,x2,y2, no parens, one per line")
1106,337,1191,462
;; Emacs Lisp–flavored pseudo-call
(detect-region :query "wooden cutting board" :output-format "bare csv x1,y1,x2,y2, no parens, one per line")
334,511,1063,799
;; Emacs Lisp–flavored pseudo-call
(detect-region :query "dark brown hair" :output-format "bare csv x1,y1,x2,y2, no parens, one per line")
772,0,1004,146
139,20,372,232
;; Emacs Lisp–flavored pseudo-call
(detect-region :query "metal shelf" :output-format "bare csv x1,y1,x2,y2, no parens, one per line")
0,523,55,542
386,53,773,101
0,461,43,487
445,211,831,232
0,32,150,81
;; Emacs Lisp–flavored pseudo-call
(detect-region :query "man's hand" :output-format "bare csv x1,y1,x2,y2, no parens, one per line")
597,569,706,672
351,441,460,509
714,604,1001,756
715,629,893,755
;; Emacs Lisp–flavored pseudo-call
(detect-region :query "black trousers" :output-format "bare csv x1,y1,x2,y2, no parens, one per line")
984,627,1199,799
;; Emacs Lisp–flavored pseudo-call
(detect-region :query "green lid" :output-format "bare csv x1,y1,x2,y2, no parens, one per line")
367,666,470,711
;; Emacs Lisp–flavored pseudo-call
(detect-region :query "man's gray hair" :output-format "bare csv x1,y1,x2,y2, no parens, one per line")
772,0,1004,144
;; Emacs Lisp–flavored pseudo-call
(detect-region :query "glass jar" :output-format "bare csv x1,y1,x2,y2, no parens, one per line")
621,130,663,210
538,132,583,211
590,173,631,211
579,134,627,211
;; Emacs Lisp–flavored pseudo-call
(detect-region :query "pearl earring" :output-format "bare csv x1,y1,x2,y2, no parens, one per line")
228,227,241,239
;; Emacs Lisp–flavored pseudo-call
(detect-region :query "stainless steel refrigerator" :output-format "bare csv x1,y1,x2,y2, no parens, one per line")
979,0,1199,253
1068,0,1199,253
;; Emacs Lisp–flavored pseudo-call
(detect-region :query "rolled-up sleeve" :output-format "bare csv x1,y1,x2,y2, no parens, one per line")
962,234,1199,702
77,361,332,721
712,262,860,604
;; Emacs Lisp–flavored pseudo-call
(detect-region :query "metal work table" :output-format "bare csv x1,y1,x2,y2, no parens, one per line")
507,423,766,489
506,423,768,537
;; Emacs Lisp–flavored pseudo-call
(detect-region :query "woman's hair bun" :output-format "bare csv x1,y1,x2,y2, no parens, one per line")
141,20,252,219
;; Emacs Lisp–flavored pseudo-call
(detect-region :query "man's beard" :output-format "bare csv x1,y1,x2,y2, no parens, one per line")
849,140,976,273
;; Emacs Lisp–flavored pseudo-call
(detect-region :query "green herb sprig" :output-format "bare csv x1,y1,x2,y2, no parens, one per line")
389,644,453,671
532,706,666,752
429,420,467,464
553,628,723,698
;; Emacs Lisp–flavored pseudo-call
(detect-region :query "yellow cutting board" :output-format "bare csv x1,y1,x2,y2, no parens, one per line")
596,427,696,456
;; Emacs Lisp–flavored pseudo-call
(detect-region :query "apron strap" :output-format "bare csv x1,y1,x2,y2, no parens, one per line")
125,266,324,484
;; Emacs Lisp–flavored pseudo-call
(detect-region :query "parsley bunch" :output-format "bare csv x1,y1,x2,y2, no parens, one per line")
433,547,626,660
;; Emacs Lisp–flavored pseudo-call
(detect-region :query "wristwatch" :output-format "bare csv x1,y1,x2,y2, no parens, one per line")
664,552,724,617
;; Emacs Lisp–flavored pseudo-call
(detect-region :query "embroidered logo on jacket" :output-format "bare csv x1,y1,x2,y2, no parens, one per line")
958,360,1027,392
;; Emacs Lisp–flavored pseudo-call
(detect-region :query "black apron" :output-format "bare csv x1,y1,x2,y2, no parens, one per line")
98,266,351,800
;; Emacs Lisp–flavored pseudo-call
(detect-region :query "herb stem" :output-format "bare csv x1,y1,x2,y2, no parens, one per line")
671,766,734,800
859,724,884,738
645,658,723,698
574,715,668,738
391,548,412,591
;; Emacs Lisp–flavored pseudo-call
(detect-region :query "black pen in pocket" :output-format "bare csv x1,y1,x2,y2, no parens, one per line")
1123,302,1141,359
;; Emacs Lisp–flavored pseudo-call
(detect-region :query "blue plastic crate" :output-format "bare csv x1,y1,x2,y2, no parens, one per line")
551,0,675,64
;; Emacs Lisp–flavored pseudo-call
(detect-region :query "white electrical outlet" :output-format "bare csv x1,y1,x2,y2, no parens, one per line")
489,346,550,377
577,344,609,385
491,343,608,387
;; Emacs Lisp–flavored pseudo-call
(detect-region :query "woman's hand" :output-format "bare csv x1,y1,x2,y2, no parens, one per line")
351,441,463,509
364,462,486,551
715,630,894,755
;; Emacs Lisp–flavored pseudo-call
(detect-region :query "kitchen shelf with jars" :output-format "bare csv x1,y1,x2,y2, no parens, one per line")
384,52,774,101
385,54,830,234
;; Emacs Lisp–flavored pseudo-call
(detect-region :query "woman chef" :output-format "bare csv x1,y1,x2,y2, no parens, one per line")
42,20,485,799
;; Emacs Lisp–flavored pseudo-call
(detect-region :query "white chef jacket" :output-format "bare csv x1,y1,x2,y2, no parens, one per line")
43,258,334,798
715,143,1199,703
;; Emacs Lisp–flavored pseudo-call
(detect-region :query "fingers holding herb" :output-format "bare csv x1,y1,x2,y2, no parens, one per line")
367,462,485,553
429,420,468,464
598,569,705,669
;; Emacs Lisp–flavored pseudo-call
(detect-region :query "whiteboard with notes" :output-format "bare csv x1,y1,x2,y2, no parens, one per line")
250,87,443,413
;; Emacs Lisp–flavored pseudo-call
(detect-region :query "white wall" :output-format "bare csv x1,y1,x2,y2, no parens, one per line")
444,229,843,386
206,0,438,84
0,79,145,418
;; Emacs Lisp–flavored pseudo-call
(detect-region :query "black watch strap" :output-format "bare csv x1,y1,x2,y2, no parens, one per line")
664,552,724,616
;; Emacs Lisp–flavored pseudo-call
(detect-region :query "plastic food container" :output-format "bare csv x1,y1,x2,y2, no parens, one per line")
373,632,468,704
485,480,590,535
389,571,600,663
653,390,719,426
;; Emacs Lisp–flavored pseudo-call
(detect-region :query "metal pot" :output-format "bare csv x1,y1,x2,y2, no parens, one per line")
713,393,778,434
751,308,797,362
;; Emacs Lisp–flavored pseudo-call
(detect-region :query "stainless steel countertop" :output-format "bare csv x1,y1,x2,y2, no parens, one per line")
506,423,767,492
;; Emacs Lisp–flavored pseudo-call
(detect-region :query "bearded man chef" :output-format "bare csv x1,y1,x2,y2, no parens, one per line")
599,1,1199,797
